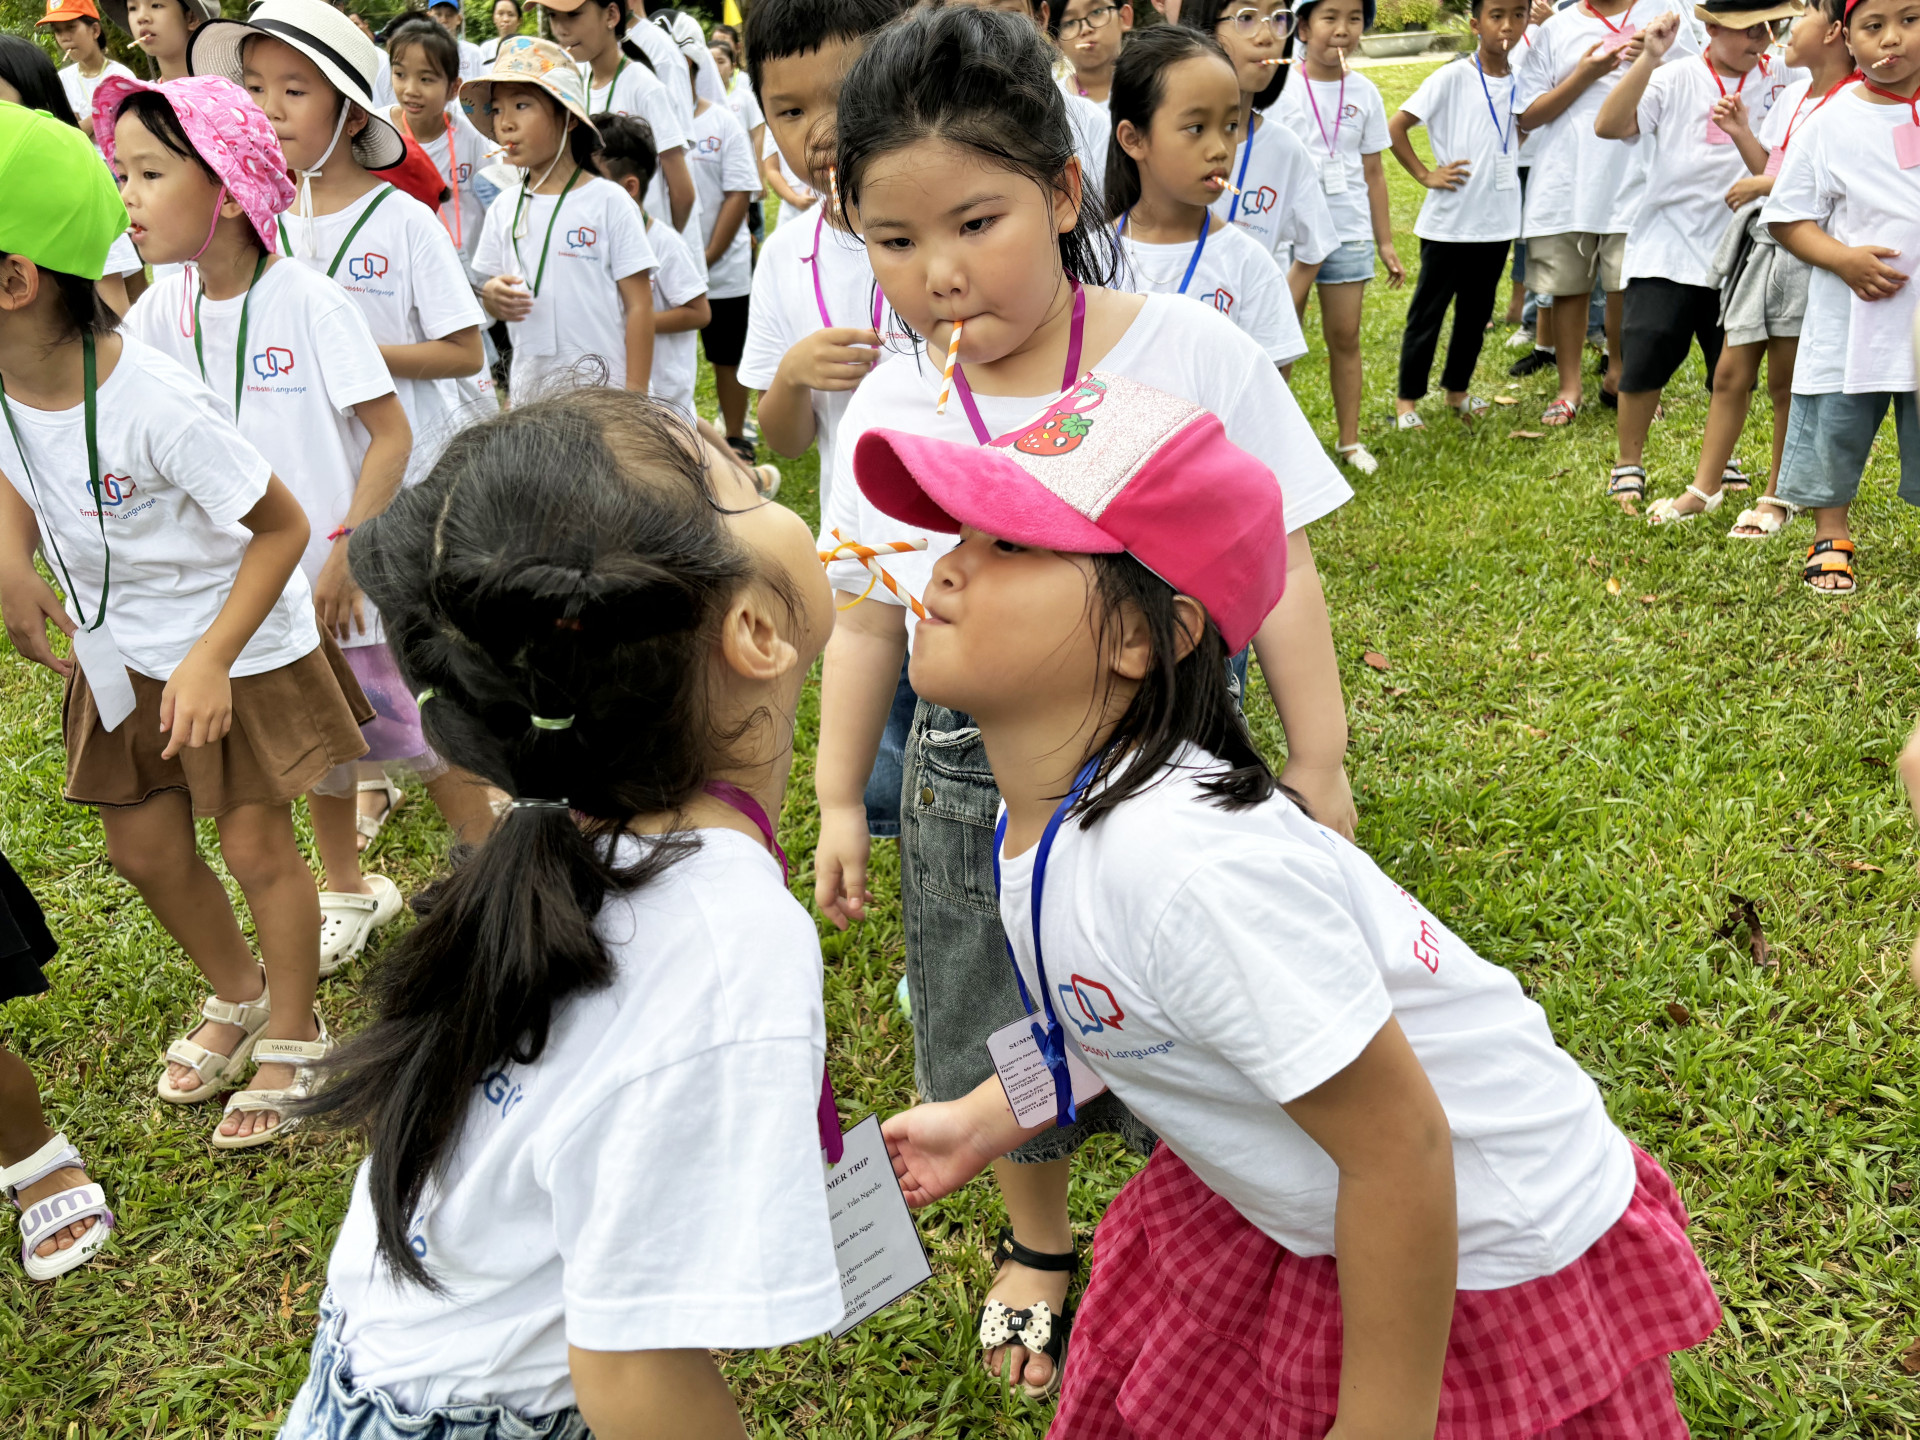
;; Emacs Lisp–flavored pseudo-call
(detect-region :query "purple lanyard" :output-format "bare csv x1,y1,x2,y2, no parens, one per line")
703,780,844,1163
950,280,1087,445
1227,119,1256,223
806,209,884,332
1305,72,1345,159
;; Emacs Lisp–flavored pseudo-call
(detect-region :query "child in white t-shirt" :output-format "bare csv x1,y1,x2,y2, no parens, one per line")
37,0,135,140
386,17,494,268
468,39,658,398
278,389,844,1440
1762,0,1920,594
1388,0,1529,428
1051,0,1131,102
1107,27,1307,369
863,381,1722,1439
104,76,419,983
815,5,1352,1398
763,125,819,226
1596,9,1781,510
685,86,762,454
0,106,367,1155
1273,0,1403,472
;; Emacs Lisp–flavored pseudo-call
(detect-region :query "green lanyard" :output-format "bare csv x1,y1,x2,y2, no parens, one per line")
193,253,268,419
0,333,109,632
591,56,625,108
278,184,395,279
510,165,585,297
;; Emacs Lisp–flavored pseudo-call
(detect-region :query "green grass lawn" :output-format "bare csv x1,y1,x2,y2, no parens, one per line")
5,56,1920,1438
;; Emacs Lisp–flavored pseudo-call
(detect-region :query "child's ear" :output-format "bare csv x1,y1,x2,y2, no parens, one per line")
1054,154,1086,234
718,580,802,684
0,254,39,315
620,172,643,203
1115,118,1149,164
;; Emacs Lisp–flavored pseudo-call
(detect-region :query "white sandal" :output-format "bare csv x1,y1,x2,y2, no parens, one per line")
1453,395,1490,422
1729,495,1798,539
4,1133,113,1281
1335,442,1379,474
1394,410,1425,431
318,875,404,977
355,775,403,851
1647,484,1725,525
210,1012,333,1151
158,977,272,1104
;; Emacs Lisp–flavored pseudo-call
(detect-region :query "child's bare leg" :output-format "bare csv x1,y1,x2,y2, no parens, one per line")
1319,281,1367,449
1806,503,1853,591
713,364,750,442
1616,391,1660,468
0,1046,95,1258
1550,294,1587,408
1665,341,1764,516
423,767,502,849
1765,337,1799,489
983,1156,1074,1392
308,791,369,895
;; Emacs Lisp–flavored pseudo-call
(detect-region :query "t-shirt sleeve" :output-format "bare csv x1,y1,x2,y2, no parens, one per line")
313,294,398,414
472,193,512,280
551,1037,841,1350
407,210,486,339
1512,24,1555,109
1400,68,1441,125
1232,244,1296,365
608,198,658,282
153,378,275,527
1359,81,1391,154
632,72,689,153
1637,66,1670,137
1760,125,1829,224
1274,128,1341,264
652,228,706,306
736,241,797,390
1147,848,1393,1105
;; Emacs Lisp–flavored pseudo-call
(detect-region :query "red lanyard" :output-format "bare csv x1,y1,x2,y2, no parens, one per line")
1584,0,1635,35
1703,55,1749,100
1861,76,1920,128
1782,71,1860,153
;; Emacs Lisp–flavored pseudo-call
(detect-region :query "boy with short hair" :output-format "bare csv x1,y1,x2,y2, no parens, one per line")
36,0,135,138
1762,0,1920,594
1594,1,1786,508
425,0,485,78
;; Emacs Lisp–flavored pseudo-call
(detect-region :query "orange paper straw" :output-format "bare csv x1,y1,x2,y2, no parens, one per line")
935,319,963,416
823,530,930,620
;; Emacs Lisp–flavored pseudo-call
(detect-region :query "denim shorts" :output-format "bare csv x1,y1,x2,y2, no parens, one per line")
1315,238,1376,286
863,655,917,840
279,1293,589,1440
1775,390,1920,510
899,700,1156,1164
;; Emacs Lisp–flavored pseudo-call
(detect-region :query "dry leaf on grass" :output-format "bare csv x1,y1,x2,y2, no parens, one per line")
1605,577,1623,595
1493,396,1518,405
1665,1002,1692,1026
1510,430,1545,440
1715,894,1772,967
1363,651,1391,671
1901,1338,1920,1374
1640,594,1658,605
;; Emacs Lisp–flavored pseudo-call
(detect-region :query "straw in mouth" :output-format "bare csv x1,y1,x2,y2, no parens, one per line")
935,318,964,416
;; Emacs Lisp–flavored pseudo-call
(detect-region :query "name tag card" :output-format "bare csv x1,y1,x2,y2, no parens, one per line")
1895,122,1920,171
824,1114,933,1339
1705,117,1732,145
1320,154,1349,195
985,1015,1108,1130
1492,155,1518,190
71,624,136,733
1764,144,1785,177
1598,22,1637,55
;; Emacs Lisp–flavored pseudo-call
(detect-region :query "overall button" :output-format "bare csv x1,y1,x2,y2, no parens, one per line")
919,786,936,806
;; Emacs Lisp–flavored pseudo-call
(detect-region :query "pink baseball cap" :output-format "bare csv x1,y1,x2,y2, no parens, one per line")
852,373,1286,654
93,75,297,254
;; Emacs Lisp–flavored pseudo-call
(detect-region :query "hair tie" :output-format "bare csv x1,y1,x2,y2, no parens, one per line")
529,714,575,730
415,688,437,705
509,798,572,811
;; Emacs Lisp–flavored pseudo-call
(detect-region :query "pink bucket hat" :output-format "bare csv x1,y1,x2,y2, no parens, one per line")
93,74,296,254
852,374,1287,654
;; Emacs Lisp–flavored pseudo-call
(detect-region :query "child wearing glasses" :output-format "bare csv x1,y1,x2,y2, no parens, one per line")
1049,0,1132,102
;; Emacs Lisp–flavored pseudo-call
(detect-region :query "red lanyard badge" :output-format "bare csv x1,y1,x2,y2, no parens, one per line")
1860,77,1920,168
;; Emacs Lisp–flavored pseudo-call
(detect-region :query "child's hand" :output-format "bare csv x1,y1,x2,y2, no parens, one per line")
1380,241,1407,289
158,645,233,760
1636,11,1679,59
789,190,818,211
1529,0,1552,22
313,543,368,641
482,273,534,323
881,1099,1001,1208
1835,244,1909,300
1713,93,1751,137
1282,759,1358,840
814,802,875,929
1725,173,1772,209
778,326,882,395
1576,39,1625,81
1424,160,1471,191
0,567,76,677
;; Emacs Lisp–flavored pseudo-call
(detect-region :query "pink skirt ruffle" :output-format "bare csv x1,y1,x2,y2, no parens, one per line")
341,642,434,766
1051,1142,1722,1440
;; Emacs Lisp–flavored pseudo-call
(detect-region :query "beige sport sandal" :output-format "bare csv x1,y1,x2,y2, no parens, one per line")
210,1012,333,1151
157,976,272,1105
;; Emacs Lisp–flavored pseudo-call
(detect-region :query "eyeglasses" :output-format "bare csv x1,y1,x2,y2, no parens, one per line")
1220,3,1296,37
1058,2,1121,38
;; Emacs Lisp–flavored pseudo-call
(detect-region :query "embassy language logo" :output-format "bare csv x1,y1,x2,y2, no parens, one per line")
252,347,295,379
696,134,723,154
565,225,598,250
1058,974,1125,1036
1239,185,1279,216
347,252,391,283
1198,287,1234,316
98,473,136,506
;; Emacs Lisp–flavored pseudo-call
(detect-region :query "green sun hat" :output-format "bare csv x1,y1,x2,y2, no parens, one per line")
0,101,129,282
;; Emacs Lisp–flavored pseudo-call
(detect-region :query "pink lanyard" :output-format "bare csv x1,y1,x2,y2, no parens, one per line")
703,779,844,1163
1703,54,1749,101
1304,72,1345,159
806,209,884,331
950,280,1087,445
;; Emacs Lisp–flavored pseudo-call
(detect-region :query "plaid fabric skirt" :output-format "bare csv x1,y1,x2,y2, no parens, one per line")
1051,1142,1721,1440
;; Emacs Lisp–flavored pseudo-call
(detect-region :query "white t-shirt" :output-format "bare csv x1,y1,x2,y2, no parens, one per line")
1763,87,1920,394
1622,57,1779,287
324,829,843,1416
1066,91,1110,214
1210,113,1341,268
688,100,760,299
997,751,1637,1290
1401,57,1525,244
1116,219,1306,365
1514,0,1699,238
728,75,765,159
1756,72,1810,151
737,214,912,513
583,57,699,254
0,335,317,680
472,174,658,399
278,183,486,484
625,19,694,126
645,215,707,420
765,129,817,228
1273,71,1390,245
60,58,136,123
124,260,395,646
478,33,509,62
824,293,1350,648
104,231,143,280
405,110,494,269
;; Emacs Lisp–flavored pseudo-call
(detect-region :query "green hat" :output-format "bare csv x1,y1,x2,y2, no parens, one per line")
0,101,129,283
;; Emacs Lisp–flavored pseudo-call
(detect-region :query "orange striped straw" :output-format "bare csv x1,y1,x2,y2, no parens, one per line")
822,530,930,620
935,319,963,416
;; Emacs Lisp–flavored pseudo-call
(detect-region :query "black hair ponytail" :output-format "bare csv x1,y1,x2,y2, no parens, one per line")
306,391,775,1289
1103,24,1232,222
836,5,1119,290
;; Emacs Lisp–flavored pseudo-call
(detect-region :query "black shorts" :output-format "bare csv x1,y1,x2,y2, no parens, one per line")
1620,277,1723,395
701,294,751,368
1,851,55,1003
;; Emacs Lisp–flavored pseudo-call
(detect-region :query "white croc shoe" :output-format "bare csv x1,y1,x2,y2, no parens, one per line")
318,875,404,977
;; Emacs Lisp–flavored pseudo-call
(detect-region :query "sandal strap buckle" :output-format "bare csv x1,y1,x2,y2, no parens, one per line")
0,1133,83,1199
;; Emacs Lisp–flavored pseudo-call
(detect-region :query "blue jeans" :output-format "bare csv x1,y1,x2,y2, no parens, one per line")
279,1294,589,1440
863,654,916,839
1775,390,1920,510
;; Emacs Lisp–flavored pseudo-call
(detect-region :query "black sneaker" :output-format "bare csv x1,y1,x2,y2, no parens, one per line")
1508,347,1555,378
1592,348,1609,376
727,436,757,466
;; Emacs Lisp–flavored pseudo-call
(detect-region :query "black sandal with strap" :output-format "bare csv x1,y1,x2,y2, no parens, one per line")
1803,537,1857,595
979,1228,1078,1399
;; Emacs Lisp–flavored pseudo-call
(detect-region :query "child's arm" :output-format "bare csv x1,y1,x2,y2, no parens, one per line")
1283,1019,1456,1439
0,476,75,677
756,329,880,457
1713,92,1771,178
813,596,909,928
379,326,485,380
569,1347,748,1440
1362,152,1404,287
762,151,816,211
314,392,410,643
1520,38,1628,131
654,295,712,335
1251,530,1356,839
618,271,657,393
162,474,309,760
1593,14,1678,139
658,146,697,232
1387,110,1470,191
705,191,751,269
883,1073,1057,1207
1770,219,1909,300
1726,173,1774,208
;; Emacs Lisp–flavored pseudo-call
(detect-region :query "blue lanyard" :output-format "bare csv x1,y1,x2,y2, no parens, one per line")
1227,120,1256,223
989,759,1102,1128
1116,209,1210,295
1474,55,1515,154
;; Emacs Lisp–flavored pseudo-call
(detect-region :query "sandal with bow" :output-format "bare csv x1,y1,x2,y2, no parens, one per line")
979,1229,1078,1400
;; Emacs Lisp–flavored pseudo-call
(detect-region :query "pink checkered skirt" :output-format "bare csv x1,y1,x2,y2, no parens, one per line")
1050,1142,1721,1440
